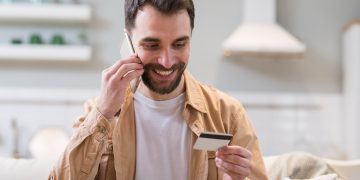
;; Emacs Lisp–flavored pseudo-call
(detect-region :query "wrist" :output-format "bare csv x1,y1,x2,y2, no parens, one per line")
96,105,114,120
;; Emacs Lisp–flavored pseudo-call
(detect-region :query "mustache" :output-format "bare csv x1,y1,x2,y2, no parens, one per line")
143,62,185,71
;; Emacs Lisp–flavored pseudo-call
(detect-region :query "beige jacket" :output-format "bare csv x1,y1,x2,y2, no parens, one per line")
49,71,268,180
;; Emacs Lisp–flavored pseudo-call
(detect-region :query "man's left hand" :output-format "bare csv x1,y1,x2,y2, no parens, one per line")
215,145,252,180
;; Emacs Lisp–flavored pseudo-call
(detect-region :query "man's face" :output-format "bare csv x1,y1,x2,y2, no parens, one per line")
131,4,192,94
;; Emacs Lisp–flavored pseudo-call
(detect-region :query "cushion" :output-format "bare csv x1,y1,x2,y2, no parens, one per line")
0,157,56,180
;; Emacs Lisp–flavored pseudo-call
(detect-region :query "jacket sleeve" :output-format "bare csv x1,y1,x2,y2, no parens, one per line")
49,97,112,180
230,105,268,180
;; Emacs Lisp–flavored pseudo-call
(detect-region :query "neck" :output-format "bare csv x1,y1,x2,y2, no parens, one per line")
138,75,185,101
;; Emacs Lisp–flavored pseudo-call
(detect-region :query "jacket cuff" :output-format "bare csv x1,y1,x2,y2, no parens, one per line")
77,107,112,142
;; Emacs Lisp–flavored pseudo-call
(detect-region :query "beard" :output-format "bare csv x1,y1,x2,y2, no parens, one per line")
141,62,186,94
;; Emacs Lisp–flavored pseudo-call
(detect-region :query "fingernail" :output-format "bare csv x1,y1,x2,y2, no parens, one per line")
215,157,222,164
215,157,219,166
218,146,225,151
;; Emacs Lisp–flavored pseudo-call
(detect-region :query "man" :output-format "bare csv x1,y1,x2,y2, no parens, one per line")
49,0,268,179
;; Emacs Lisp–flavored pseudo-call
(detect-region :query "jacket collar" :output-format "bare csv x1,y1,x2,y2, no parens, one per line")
180,70,208,180
183,70,208,114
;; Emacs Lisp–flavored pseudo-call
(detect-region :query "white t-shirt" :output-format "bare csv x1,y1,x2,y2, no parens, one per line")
134,92,191,180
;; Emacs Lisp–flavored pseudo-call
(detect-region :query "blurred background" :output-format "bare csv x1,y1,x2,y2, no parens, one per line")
0,0,359,165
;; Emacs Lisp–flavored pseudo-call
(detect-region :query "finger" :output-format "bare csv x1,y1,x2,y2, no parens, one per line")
215,157,250,178
218,146,252,158
218,167,246,180
103,58,141,82
113,63,144,80
122,69,144,82
110,56,141,74
216,154,251,169
106,55,141,75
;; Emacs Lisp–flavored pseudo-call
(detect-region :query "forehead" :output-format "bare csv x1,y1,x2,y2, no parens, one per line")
132,4,191,41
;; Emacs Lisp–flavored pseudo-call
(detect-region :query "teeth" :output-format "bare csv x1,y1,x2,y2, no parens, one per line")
155,69,173,76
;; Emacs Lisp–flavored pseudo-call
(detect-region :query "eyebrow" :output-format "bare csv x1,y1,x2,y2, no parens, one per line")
174,36,190,42
140,36,190,43
141,37,159,43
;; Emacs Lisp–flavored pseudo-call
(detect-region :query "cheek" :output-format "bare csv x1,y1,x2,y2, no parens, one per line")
179,54,189,64
179,47,190,63
137,51,155,64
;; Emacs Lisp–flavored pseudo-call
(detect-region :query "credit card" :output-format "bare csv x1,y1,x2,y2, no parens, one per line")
193,132,233,151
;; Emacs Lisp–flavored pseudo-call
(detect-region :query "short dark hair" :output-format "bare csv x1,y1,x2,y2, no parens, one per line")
125,0,195,31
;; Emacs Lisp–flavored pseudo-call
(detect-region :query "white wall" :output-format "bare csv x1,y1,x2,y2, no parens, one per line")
229,92,343,158
0,0,359,159
1,0,360,92
0,0,123,88
343,23,360,159
214,0,360,92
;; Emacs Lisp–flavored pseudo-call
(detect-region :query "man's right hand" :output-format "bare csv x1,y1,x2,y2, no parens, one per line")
97,54,144,119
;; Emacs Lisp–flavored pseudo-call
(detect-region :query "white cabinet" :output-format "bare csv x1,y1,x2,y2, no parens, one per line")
0,87,98,158
0,45,91,62
0,4,91,24
343,20,360,159
0,3,92,62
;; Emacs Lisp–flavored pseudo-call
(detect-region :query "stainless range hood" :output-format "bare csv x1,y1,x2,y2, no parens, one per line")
222,0,306,58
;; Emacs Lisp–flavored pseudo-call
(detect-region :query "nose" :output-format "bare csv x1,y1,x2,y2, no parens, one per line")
157,48,175,69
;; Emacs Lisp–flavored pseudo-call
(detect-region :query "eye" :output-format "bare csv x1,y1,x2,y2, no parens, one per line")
143,43,160,50
173,41,186,49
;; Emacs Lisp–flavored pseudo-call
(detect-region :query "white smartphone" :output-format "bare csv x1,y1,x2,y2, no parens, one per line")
123,29,141,93
124,29,135,55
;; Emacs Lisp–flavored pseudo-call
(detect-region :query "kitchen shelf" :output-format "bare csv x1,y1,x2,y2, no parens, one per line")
0,45,92,62
0,4,91,24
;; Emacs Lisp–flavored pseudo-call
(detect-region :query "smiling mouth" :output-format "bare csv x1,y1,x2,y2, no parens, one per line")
154,69,174,76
